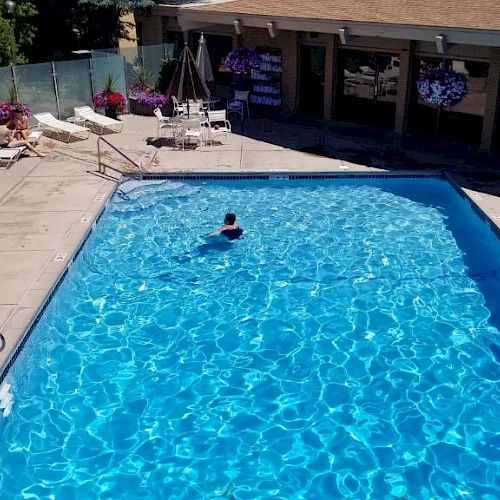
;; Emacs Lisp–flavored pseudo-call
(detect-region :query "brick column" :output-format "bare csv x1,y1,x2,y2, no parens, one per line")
480,48,500,151
323,35,335,119
281,31,298,113
394,41,415,134
330,35,341,119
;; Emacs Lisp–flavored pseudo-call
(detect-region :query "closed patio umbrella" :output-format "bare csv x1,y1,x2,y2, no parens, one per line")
166,42,211,103
195,33,214,83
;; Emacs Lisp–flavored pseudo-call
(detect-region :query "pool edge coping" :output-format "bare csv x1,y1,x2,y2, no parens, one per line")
1,169,499,384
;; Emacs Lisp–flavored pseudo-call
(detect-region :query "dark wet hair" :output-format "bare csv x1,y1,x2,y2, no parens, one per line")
224,213,236,225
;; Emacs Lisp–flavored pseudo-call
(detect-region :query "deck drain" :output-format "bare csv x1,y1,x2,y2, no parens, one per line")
54,252,67,262
80,214,91,223
94,194,105,202
0,333,5,352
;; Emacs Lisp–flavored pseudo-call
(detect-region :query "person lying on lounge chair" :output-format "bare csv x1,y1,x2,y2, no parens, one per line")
0,124,45,157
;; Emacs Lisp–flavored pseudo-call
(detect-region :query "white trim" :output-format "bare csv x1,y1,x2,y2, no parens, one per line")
175,10,500,47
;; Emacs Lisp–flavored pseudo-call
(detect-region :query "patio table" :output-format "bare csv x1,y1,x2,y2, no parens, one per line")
202,98,220,110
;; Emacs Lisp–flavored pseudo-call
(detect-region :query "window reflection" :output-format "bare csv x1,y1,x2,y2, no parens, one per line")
338,50,399,126
343,53,399,104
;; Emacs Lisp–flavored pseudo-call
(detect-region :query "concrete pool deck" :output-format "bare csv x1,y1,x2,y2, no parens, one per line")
1,114,500,373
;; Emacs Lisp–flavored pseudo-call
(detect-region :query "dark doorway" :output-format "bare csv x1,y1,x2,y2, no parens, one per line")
336,49,399,127
191,33,233,85
299,45,326,117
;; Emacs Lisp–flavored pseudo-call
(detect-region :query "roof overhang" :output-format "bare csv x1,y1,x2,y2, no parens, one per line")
160,5,500,47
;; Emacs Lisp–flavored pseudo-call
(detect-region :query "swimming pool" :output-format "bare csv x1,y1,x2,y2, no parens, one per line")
1,176,499,498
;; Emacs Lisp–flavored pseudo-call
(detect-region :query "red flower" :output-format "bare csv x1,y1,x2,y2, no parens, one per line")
93,91,126,113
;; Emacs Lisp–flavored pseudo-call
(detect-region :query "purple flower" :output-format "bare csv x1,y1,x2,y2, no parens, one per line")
417,70,467,107
0,101,32,125
225,47,259,75
130,89,168,107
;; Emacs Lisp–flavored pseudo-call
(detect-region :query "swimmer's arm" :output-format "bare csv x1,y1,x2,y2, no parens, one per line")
208,225,224,236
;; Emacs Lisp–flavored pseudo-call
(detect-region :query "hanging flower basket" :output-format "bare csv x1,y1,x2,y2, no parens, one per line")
416,69,467,107
224,47,259,75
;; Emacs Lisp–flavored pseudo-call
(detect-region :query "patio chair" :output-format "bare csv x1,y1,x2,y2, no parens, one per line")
206,110,231,145
171,96,184,116
153,107,174,138
188,99,206,115
34,113,90,142
0,146,26,169
175,118,207,150
227,90,250,120
74,106,123,134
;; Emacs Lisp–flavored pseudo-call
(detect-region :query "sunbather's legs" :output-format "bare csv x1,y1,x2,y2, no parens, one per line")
8,139,45,157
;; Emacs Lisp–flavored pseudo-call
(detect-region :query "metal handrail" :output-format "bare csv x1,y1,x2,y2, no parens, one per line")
97,136,144,178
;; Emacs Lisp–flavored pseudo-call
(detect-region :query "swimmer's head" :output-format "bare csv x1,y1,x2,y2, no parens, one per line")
224,213,236,225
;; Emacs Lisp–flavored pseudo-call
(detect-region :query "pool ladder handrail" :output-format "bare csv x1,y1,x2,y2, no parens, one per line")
97,136,144,179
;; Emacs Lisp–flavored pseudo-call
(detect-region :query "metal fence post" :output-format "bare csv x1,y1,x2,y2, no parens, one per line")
10,64,18,99
139,44,144,69
89,57,96,104
51,62,61,119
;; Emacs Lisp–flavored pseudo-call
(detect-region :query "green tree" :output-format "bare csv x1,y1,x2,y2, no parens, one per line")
0,0,37,65
28,0,153,62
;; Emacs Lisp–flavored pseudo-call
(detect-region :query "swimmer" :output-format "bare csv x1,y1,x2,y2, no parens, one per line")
210,212,243,240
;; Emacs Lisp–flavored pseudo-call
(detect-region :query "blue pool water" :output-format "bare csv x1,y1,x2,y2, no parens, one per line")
1,177,500,499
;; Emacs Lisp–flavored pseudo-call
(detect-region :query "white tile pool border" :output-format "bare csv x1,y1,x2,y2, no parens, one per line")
1,170,499,383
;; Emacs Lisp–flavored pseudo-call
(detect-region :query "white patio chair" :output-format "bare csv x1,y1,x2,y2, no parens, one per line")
175,118,207,150
74,106,122,134
188,99,206,115
227,90,250,119
34,113,90,142
179,101,205,119
153,107,173,138
206,110,231,145
0,147,26,169
171,96,184,116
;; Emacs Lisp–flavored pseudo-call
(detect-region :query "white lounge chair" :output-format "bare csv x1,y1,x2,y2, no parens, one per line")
74,106,123,134
34,113,90,142
0,146,26,169
28,130,42,145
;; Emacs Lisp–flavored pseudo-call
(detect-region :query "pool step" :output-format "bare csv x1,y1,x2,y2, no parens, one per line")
0,382,14,418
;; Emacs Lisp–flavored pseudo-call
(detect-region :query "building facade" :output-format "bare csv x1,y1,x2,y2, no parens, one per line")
137,0,500,151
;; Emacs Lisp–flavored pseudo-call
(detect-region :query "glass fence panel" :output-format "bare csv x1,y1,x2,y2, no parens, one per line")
92,53,127,109
0,66,14,102
119,47,141,91
142,44,165,85
55,59,93,119
15,62,58,117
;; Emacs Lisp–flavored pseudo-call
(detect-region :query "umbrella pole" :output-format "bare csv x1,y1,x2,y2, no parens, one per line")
178,44,187,102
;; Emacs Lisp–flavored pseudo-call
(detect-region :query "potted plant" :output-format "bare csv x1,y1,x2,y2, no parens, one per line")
93,75,126,119
128,66,168,115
